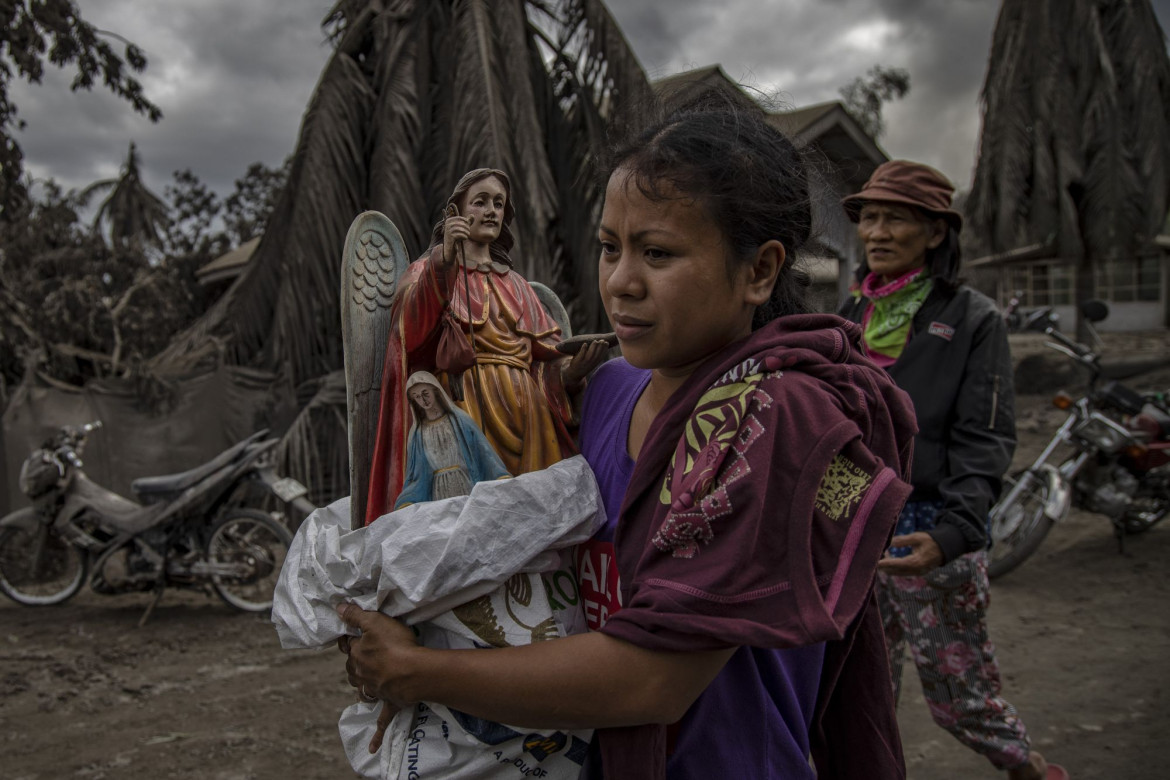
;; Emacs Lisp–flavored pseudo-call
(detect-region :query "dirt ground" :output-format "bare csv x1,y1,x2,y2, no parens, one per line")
3,364,1169,779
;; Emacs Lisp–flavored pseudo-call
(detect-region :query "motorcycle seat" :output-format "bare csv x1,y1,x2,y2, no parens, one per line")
1140,403,1170,438
131,430,269,498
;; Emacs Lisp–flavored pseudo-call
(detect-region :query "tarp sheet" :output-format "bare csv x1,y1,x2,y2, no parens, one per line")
1,364,295,513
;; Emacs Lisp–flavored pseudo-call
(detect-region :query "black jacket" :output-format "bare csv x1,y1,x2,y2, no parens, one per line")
839,284,1015,562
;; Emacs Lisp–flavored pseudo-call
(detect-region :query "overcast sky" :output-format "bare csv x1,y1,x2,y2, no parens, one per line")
13,0,1170,205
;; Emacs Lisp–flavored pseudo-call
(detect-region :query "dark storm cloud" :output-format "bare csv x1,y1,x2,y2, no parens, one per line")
13,0,1170,204
608,0,999,185
13,0,332,198
610,0,1170,189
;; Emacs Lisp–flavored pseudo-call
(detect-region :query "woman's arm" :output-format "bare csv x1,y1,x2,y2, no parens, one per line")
338,603,734,730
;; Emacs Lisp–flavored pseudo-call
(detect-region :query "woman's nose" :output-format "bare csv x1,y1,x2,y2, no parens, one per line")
604,254,642,298
862,218,889,239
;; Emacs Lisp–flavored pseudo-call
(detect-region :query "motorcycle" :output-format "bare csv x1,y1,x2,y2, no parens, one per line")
989,301,1170,578
0,421,315,622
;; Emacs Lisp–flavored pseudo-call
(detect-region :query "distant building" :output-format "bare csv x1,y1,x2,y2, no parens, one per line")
195,236,261,290
968,233,1170,331
654,66,889,311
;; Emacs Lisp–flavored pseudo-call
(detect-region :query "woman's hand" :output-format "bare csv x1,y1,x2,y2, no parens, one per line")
336,603,421,709
441,214,473,266
877,532,944,575
562,339,610,394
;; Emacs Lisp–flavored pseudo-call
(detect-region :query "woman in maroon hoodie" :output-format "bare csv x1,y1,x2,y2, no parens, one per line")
337,107,918,779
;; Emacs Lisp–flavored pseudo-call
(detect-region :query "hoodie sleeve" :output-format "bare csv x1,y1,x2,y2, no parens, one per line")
600,371,912,652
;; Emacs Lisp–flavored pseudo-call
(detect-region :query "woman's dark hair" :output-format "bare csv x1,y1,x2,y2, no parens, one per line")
429,168,516,268
851,211,962,292
604,107,813,329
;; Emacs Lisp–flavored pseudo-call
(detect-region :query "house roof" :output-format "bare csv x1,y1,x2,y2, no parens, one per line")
966,242,1054,268
652,65,764,115
651,67,887,191
196,236,261,286
969,235,1170,267
768,101,888,191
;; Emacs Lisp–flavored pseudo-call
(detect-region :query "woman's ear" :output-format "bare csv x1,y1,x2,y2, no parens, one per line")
926,218,948,250
744,239,786,306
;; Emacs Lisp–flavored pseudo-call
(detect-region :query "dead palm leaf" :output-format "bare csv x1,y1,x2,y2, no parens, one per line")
968,0,1170,334
151,0,654,503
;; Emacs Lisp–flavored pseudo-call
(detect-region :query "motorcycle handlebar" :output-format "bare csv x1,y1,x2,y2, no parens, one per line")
1043,329,1097,370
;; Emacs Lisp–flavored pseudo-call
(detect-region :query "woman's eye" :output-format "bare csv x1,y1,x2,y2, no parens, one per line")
645,247,670,261
599,241,617,255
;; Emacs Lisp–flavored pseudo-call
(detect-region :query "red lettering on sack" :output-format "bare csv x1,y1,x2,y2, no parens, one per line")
576,540,622,630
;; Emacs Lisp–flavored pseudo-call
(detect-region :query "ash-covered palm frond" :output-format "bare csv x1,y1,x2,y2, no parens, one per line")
968,0,1170,273
527,0,656,327
150,0,654,501
156,0,651,386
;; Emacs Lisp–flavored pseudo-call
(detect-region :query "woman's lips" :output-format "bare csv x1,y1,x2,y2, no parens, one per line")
611,315,651,341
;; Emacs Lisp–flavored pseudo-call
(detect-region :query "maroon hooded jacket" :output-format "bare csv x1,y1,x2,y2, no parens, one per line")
598,314,917,779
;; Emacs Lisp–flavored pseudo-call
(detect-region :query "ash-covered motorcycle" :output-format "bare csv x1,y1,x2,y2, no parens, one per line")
0,421,315,621
989,301,1170,578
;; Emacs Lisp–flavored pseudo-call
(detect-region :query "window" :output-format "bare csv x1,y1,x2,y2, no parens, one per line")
1004,262,1073,307
1006,257,1162,307
1095,255,1162,303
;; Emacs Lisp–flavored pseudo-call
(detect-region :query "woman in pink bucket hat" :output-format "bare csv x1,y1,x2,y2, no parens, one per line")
839,160,1069,780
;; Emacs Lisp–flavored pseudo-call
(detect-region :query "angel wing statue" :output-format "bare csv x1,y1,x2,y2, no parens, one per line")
340,211,407,529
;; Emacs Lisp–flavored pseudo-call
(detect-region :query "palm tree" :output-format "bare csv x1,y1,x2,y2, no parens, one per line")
159,0,651,383
82,141,170,256
153,0,654,501
967,0,1170,338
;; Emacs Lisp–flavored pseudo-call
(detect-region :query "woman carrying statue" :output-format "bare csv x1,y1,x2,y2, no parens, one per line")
365,169,597,524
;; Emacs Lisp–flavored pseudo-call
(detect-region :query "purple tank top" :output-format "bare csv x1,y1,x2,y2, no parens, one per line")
577,359,826,779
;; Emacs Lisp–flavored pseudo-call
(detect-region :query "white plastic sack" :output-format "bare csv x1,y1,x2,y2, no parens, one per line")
272,455,603,779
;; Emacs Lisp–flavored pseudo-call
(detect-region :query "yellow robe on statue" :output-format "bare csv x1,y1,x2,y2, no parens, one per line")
366,245,576,521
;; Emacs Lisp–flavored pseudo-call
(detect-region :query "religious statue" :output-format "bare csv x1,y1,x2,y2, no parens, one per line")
272,169,614,779
395,371,510,509
363,168,595,524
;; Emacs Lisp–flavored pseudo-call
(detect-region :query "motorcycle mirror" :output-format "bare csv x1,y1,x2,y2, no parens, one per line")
1080,299,1109,323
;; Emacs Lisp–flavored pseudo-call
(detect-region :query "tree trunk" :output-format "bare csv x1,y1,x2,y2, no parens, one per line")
1074,250,1095,344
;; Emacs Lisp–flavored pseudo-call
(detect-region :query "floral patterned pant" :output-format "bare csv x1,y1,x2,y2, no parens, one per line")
878,503,1032,771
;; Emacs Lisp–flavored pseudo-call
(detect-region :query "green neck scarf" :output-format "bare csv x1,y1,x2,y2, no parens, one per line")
857,268,933,360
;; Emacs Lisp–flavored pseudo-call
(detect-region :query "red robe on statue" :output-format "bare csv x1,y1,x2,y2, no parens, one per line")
365,246,577,525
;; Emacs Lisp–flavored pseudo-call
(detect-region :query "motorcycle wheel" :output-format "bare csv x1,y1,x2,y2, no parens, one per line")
988,469,1057,579
0,510,87,605
206,508,292,613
